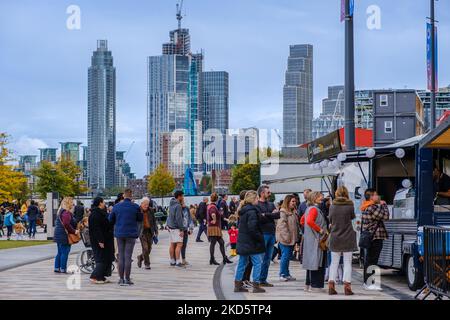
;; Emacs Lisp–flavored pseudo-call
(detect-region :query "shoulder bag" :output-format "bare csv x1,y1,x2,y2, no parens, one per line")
60,213,81,245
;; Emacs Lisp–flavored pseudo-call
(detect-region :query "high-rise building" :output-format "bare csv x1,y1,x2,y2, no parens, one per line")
202,71,229,134
18,155,38,189
39,148,57,163
59,142,81,162
313,88,374,139
87,40,116,192
147,10,228,177
321,85,344,116
282,44,313,151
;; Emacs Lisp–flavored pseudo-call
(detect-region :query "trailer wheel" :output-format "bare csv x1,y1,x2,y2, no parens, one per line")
405,255,424,291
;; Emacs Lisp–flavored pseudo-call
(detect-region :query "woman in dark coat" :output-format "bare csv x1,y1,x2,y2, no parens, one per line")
234,190,266,294
89,197,114,284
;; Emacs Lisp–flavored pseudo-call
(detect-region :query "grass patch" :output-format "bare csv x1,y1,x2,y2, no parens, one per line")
0,240,52,250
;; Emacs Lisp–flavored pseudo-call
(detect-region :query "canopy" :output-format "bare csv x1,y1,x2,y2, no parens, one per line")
420,117,450,149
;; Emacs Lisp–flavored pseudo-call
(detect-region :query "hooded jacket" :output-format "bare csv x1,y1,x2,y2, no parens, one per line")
167,198,186,231
236,204,265,256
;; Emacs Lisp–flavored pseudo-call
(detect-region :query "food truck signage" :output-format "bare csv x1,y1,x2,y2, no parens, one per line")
307,130,342,163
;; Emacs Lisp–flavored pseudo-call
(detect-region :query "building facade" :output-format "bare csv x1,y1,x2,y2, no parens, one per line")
59,142,81,162
282,44,313,150
321,85,344,116
87,40,116,192
39,148,57,163
417,85,450,128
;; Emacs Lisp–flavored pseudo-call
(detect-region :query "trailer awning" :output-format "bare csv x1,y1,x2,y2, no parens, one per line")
420,117,450,149
262,173,338,185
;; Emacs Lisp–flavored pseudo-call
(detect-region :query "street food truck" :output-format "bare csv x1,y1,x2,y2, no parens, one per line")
306,118,450,290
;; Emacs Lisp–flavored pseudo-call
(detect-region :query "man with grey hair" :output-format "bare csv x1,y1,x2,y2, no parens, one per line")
195,197,209,242
137,196,158,270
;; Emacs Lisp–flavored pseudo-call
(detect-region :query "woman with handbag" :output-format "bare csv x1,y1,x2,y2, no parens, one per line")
276,194,299,281
300,191,328,292
207,192,233,265
327,186,357,295
53,197,79,274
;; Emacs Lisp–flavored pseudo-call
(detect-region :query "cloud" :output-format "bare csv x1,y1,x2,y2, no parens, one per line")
9,135,48,157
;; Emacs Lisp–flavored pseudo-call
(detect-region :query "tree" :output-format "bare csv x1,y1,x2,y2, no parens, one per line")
33,158,87,199
230,163,260,194
199,174,212,194
0,133,28,203
147,164,176,206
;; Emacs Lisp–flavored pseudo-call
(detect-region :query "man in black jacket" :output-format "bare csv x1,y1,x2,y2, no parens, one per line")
257,185,279,287
26,200,40,238
74,201,85,224
195,197,208,242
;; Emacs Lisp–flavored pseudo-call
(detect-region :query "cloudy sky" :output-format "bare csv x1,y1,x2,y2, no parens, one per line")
1,0,449,178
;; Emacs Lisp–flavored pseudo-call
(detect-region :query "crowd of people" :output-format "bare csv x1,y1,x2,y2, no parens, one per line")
2,183,390,294
0,200,45,240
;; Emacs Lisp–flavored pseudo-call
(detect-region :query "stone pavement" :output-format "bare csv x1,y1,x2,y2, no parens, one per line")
221,256,416,300
0,231,219,300
0,228,417,300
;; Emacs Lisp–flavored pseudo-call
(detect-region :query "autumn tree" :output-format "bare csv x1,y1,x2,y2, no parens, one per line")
230,163,260,194
33,158,87,199
0,133,28,203
147,164,176,207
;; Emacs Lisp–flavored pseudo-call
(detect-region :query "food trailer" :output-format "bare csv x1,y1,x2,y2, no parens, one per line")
307,118,450,291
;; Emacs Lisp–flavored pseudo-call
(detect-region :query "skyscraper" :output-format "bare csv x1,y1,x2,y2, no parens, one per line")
282,44,313,149
322,85,344,116
201,71,229,172
87,40,116,192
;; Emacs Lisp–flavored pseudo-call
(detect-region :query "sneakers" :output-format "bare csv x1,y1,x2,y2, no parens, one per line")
196,239,204,242
286,275,296,281
175,263,186,268
310,287,326,293
181,260,190,266
279,276,289,282
118,279,126,286
170,262,176,266
363,283,382,291
243,280,253,289
144,265,151,270
125,279,134,286
304,285,311,292
260,282,274,287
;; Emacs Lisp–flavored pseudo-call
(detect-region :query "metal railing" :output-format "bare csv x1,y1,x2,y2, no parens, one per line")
416,226,450,300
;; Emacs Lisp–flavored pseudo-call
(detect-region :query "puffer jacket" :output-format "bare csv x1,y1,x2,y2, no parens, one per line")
236,204,265,256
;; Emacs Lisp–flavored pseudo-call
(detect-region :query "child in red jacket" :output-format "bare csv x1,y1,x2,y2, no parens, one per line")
228,224,238,256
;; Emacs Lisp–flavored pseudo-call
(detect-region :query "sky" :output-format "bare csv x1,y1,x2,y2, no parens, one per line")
1,0,449,178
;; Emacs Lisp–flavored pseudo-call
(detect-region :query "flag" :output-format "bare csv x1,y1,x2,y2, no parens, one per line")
341,0,354,22
427,23,438,91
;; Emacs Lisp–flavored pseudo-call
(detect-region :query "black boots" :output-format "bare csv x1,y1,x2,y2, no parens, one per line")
210,258,220,265
223,257,233,264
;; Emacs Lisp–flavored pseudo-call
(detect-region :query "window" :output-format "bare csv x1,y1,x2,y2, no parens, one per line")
380,94,388,107
384,121,393,133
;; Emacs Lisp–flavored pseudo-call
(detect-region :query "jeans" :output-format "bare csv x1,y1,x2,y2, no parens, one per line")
364,239,383,284
235,253,264,283
196,222,207,241
279,243,293,277
329,251,352,283
28,220,37,237
259,233,276,283
116,237,136,280
54,243,71,272
6,225,13,238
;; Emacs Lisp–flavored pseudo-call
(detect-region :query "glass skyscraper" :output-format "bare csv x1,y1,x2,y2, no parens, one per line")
282,44,313,147
87,40,116,192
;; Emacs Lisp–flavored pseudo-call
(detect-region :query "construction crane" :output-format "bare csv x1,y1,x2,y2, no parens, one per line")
176,0,184,29
124,141,135,160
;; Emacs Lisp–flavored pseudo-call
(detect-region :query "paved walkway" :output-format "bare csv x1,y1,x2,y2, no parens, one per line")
0,229,417,300
0,231,218,300
220,256,416,300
